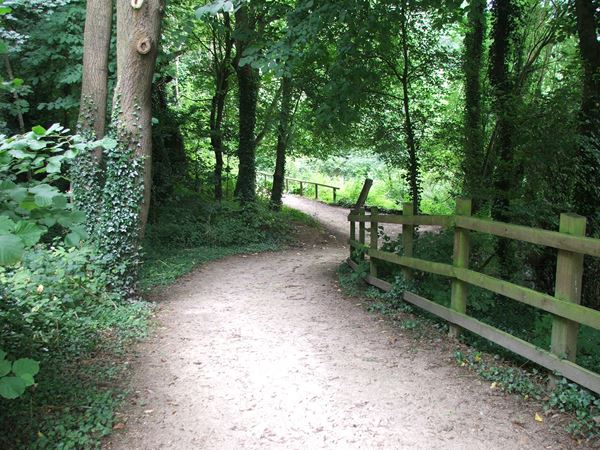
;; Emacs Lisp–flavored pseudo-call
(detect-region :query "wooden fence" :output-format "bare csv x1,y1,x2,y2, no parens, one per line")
257,171,340,202
347,193,600,395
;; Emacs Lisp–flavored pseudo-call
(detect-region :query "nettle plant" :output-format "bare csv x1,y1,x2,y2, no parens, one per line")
0,124,103,265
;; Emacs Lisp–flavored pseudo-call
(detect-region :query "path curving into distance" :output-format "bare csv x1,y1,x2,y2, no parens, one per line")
104,196,577,450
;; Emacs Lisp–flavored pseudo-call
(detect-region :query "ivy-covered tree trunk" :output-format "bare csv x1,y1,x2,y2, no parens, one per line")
98,0,163,295
72,0,113,232
210,13,233,202
234,4,259,204
489,0,518,277
270,76,293,210
463,0,486,209
573,0,600,232
400,2,421,214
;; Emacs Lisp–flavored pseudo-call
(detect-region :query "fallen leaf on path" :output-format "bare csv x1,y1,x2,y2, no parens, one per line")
144,409,154,414
534,413,543,422
113,423,126,430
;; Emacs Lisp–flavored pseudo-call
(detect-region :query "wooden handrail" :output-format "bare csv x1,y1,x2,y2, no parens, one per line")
347,196,600,395
257,171,340,201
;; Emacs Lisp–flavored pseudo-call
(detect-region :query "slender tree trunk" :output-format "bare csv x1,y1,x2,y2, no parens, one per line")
72,0,113,234
78,0,113,143
234,4,259,204
400,2,421,214
210,14,233,201
463,0,486,209
270,76,293,210
112,0,163,232
573,0,600,231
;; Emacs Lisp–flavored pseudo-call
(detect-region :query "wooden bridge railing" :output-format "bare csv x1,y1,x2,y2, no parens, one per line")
257,171,340,202
347,195,600,395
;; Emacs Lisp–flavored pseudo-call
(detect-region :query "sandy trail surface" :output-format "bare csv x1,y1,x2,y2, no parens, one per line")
105,196,577,450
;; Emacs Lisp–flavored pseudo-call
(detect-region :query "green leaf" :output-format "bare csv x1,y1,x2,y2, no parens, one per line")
0,359,11,377
95,137,118,150
0,216,15,234
13,221,45,246
30,184,59,207
12,358,40,377
65,232,81,247
0,376,26,399
52,194,67,209
0,7,12,15
0,234,24,265
0,350,6,360
19,373,35,387
31,125,46,136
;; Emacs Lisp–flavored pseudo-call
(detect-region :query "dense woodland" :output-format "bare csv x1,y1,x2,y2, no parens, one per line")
0,0,599,447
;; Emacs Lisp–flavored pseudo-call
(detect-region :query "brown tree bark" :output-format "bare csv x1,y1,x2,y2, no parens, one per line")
78,0,113,143
573,0,600,230
270,76,293,210
209,13,233,201
113,0,163,232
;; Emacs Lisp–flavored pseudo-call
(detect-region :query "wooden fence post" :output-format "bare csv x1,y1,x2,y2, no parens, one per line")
299,181,303,196
285,179,289,192
370,207,379,277
359,207,366,261
350,208,357,261
449,198,472,338
551,213,586,362
333,188,337,203
402,201,414,281
315,183,319,200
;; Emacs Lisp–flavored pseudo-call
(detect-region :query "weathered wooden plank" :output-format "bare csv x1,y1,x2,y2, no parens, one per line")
454,268,600,330
450,199,472,338
354,179,373,209
347,214,453,227
551,214,587,362
455,216,600,257
403,291,600,395
370,207,379,278
368,249,455,278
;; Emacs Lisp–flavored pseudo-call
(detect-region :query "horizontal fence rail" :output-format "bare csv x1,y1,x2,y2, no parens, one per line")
347,192,600,395
257,171,340,202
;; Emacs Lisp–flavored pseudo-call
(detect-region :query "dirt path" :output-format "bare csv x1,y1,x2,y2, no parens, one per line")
105,197,577,450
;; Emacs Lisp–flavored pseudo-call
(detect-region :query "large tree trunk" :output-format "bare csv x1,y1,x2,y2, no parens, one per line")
400,2,421,214
489,0,518,277
234,4,259,204
112,0,163,232
72,0,113,233
78,0,113,141
573,0,600,231
270,76,293,210
462,0,486,209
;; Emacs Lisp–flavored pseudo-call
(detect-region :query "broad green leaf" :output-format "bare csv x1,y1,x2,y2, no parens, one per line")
0,216,15,234
0,234,24,265
30,184,59,207
52,195,68,209
0,376,26,399
19,373,35,387
65,232,81,247
13,221,45,246
12,359,40,377
95,137,118,150
31,125,46,136
0,359,11,377
0,350,6,360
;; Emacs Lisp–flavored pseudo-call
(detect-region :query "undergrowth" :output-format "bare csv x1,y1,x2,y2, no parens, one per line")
337,263,600,444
